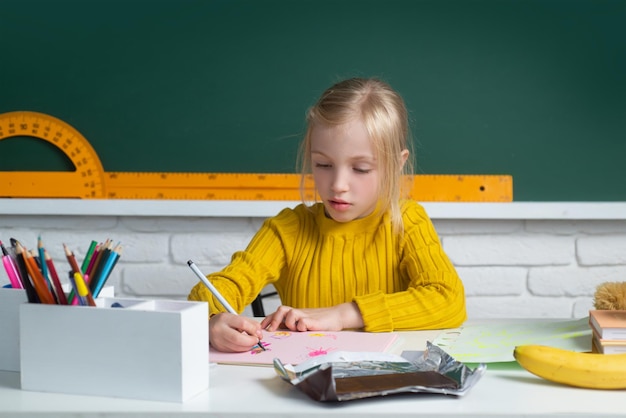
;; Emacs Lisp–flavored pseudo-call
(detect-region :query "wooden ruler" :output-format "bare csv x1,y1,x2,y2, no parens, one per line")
0,111,513,201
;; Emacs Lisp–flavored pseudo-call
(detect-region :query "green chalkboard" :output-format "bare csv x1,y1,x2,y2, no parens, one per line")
0,0,624,201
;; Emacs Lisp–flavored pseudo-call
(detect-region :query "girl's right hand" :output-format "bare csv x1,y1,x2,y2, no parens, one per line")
209,313,264,353
260,302,364,332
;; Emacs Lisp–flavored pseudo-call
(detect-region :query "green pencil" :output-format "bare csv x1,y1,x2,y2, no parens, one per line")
81,240,98,274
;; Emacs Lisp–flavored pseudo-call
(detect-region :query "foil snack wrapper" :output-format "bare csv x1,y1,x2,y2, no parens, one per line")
273,341,486,402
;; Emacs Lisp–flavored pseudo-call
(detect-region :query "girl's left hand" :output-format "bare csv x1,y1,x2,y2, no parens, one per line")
260,302,364,332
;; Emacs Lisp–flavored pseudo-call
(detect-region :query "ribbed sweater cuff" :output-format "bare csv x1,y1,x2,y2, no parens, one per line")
188,284,216,318
354,292,393,332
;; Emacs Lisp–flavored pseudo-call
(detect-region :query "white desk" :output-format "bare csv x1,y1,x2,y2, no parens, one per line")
1,328,625,417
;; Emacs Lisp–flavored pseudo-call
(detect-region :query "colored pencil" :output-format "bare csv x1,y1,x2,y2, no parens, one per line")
30,248,59,303
88,240,112,295
63,243,82,275
81,240,98,274
1,241,22,289
30,248,58,302
64,243,85,305
74,271,96,307
37,236,49,286
91,243,122,298
44,249,69,305
85,243,101,278
10,239,39,303
20,243,55,304
67,271,86,306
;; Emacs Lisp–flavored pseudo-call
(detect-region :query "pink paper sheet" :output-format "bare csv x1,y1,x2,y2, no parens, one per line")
209,330,399,366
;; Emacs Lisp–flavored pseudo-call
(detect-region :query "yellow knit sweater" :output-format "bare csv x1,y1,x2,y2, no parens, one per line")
188,200,466,332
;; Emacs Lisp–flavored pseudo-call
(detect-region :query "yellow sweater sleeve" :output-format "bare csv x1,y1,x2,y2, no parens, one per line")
354,202,466,332
187,210,292,315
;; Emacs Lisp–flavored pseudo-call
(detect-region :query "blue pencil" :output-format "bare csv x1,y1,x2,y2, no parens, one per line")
91,243,122,298
37,236,50,288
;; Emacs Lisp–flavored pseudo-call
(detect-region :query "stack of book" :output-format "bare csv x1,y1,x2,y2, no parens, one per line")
589,310,626,354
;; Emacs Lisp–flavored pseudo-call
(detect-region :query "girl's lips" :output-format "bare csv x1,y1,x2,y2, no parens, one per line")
329,199,351,211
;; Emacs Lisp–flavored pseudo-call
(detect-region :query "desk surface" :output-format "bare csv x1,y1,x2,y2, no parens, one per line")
1,328,625,417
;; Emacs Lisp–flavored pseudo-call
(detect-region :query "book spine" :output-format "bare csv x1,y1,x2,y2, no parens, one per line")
589,312,626,340
591,328,626,355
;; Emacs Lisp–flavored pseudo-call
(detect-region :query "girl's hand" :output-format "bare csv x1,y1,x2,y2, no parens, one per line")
260,302,364,332
209,313,264,352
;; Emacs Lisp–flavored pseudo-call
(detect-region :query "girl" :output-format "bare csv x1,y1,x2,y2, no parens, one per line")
188,77,466,352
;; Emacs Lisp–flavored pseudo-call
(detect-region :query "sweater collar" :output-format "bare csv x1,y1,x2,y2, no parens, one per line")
313,202,387,235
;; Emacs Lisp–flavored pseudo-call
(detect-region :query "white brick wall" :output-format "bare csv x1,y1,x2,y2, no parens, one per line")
2,212,625,320
439,219,626,319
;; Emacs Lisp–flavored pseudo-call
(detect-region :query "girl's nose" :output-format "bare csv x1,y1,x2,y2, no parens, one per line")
331,169,349,193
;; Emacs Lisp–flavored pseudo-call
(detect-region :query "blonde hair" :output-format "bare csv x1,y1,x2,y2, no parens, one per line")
298,77,414,235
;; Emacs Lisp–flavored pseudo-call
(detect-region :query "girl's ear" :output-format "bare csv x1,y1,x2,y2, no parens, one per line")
400,149,409,169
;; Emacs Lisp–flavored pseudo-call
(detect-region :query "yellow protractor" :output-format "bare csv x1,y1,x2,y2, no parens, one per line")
0,111,107,199
0,111,513,201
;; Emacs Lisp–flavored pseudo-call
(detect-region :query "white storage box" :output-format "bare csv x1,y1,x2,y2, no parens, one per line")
19,297,209,403
0,285,114,372
0,288,28,372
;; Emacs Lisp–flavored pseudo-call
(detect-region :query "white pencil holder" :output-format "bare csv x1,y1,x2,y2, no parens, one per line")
0,285,114,372
19,297,209,403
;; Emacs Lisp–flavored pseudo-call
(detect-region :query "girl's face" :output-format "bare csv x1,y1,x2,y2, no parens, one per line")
310,119,380,222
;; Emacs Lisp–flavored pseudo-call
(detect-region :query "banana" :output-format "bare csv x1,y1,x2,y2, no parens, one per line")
513,344,626,390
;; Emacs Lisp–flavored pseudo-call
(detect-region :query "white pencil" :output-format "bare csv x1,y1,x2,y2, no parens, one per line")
188,259,236,314
187,259,266,351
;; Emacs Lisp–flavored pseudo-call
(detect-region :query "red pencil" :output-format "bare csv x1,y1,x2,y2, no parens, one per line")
84,243,101,277
63,243,82,274
44,249,69,305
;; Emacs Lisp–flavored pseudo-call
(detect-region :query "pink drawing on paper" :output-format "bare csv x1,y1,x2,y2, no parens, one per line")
305,346,336,357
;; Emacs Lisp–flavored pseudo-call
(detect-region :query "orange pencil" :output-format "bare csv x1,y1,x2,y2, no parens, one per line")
29,248,57,304
19,243,55,304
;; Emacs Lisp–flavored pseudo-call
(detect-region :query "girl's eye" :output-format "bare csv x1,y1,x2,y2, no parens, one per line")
315,163,331,168
354,168,371,174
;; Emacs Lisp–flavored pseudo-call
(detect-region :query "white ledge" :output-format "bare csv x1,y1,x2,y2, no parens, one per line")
1,199,625,220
